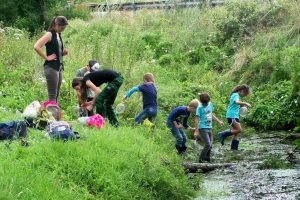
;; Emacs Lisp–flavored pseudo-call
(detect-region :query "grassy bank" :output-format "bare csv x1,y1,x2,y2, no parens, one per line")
0,111,199,199
0,0,300,198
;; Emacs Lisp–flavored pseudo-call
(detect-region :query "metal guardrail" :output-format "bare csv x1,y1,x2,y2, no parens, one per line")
88,0,224,12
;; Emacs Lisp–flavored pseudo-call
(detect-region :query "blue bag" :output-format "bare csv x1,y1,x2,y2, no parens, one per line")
0,120,27,140
47,121,76,141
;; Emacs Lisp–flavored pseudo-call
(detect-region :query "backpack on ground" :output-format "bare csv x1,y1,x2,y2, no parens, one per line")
35,101,61,130
47,121,76,141
42,101,61,121
0,120,27,140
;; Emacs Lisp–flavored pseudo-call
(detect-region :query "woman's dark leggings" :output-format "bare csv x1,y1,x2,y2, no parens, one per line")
44,65,63,102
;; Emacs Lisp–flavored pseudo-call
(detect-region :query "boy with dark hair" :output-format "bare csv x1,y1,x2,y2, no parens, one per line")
194,93,223,162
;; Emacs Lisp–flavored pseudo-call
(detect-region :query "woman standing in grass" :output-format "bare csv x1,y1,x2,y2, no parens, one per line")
34,16,68,102
123,73,157,126
219,84,251,150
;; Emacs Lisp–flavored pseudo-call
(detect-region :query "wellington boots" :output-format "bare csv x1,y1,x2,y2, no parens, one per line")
231,139,239,150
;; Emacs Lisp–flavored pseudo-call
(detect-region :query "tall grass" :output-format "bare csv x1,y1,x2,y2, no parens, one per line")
0,111,198,199
0,0,300,198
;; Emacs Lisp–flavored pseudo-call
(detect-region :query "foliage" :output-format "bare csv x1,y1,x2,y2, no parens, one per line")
0,0,91,33
245,81,297,130
49,3,91,22
0,0,300,198
0,111,198,199
258,156,291,169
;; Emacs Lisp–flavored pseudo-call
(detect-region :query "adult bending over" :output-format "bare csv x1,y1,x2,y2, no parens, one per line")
72,69,123,127
34,16,68,102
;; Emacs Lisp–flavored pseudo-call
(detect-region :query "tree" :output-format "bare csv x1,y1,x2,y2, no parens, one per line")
0,0,68,33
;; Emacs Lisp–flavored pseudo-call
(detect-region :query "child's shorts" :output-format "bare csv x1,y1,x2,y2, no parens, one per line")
227,118,240,126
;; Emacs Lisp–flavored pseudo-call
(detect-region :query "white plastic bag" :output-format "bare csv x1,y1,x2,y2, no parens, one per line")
115,103,125,114
23,101,41,118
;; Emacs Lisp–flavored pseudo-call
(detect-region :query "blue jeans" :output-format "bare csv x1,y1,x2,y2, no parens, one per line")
135,107,157,124
167,121,187,148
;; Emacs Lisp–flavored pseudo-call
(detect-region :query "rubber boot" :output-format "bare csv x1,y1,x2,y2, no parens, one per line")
206,149,211,162
231,139,239,150
176,145,183,154
181,145,187,153
219,129,232,145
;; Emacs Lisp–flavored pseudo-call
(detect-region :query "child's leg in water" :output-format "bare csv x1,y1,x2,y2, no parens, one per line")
199,129,212,162
231,121,242,150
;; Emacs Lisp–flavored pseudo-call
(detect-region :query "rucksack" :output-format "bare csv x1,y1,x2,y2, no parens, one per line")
35,101,61,130
0,120,27,140
42,101,61,121
47,121,76,141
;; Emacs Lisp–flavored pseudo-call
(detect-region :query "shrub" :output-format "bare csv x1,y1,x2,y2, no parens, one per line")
158,54,174,66
245,81,297,130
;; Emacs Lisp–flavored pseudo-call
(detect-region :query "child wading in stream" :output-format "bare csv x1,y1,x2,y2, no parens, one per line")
219,84,251,150
194,93,223,162
167,99,200,154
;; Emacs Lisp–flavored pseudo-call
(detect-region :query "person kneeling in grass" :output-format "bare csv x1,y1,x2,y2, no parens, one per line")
123,73,157,126
72,69,123,127
167,99,200,154
194,93,223,163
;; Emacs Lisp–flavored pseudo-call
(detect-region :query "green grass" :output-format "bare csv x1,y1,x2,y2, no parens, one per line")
0,111,198,199
0,0,300,198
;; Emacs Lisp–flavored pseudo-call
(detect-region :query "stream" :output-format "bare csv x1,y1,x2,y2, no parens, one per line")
191,132,300,200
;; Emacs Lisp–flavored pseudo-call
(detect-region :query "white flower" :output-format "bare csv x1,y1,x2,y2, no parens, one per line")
62,80,66,84
270,111,274,114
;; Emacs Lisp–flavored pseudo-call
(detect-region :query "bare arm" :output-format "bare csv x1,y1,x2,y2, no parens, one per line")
34,32,56,61
194,116,200,139
235,100,251,108
86,80,101,106
212,114,224,126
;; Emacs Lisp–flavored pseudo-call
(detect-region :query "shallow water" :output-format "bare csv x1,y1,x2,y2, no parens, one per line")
193,132,300,200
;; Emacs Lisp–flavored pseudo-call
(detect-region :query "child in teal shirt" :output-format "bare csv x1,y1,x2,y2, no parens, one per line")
194,93,223,162
219,84,251,150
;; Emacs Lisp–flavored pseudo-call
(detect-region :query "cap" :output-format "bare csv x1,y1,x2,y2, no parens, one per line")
91,62,100,71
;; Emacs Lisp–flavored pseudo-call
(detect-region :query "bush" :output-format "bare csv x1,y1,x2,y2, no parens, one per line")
158,54,174,66
245,81,297,130
50,4,91,22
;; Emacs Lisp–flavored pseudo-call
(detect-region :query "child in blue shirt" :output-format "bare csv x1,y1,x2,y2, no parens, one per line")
219,84,251,150
167,99,200,154
194,93,223,162
123,73,158,124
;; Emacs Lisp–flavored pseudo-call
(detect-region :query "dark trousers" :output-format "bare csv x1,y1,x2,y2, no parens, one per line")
199,128,212,162
95,76,123,127
44,65,63,102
